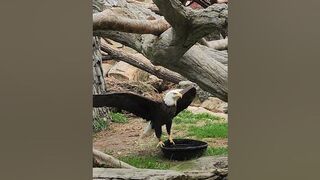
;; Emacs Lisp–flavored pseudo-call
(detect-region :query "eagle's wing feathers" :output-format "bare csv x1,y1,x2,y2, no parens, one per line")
175,86,197,115
93,92,161,121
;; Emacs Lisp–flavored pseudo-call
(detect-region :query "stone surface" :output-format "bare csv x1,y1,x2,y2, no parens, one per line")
187,106,228,121
101,62,114,77
108,61,144,81
200,97,228,113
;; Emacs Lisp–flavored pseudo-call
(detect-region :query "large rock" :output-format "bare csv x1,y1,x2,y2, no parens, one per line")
101,61,115,77
108,61,149,81
200,97,228,113
187,106,228,121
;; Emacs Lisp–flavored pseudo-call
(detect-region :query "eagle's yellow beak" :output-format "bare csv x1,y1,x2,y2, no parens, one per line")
177,92,183,99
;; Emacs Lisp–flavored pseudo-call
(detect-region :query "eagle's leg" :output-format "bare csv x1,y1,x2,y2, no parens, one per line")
140,122,154,139
155,126,164,148
166,121,175,145
156,138,165,148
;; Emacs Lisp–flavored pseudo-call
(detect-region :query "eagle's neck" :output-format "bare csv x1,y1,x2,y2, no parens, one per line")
163,97,176,106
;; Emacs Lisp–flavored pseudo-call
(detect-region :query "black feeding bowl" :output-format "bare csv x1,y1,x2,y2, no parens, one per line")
161,139,208,161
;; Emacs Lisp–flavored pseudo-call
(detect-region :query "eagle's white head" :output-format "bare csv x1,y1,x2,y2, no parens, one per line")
164,89,183,106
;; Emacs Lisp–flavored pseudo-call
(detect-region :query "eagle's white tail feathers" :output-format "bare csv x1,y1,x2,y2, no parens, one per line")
140,122,154,139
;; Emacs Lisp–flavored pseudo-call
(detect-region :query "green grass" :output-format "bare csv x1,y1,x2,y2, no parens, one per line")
92,112,128,133
205,147,228,156
174,110,222,124
119,155,175,169
172,124,188,131
109,112,128,123
118,148,228,170
188,123,228,138
113,110,228,170
93,117,108,133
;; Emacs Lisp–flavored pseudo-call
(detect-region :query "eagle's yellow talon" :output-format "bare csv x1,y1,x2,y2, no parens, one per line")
157,141,165,148
169,134,175,145
169,138,175,145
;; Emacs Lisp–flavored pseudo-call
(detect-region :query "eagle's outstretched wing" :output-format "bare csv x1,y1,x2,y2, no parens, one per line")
175,86,197,115
93,92,162,121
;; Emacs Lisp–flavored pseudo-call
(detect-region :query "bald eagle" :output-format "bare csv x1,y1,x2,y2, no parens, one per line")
93,86,196,147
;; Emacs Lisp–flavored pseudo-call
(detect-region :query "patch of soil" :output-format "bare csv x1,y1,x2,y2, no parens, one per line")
204,138,228,148
93,117,159,158
93,117,228,158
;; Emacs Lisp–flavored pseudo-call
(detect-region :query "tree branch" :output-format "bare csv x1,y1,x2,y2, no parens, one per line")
142,1,228,63
93,9,170,35
100,41,185,83
187,4,228,46
153,0,190,29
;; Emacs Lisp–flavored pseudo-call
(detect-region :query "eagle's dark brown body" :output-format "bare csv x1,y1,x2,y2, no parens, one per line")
93,86,196,140
150,103,177,139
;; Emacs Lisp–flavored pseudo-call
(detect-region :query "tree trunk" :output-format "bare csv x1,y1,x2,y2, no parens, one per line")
92,0,110,131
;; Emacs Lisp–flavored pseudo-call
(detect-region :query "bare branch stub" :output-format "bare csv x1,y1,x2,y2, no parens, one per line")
153,0,190,29
152,0,227,33
187,4,228,45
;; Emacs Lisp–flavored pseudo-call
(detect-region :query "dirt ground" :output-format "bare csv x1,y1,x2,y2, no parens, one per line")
93,117,228,158
93,117,160,157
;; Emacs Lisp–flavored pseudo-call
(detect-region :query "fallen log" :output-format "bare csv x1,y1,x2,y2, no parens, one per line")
93,168,185,180
93,168,227,180
93,148,136,169
185,169,228,180
100,39,229,102
101,41,185,84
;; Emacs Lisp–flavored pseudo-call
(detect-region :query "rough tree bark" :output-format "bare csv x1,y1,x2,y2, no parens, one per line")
93,0,228,101
92,0,110,127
